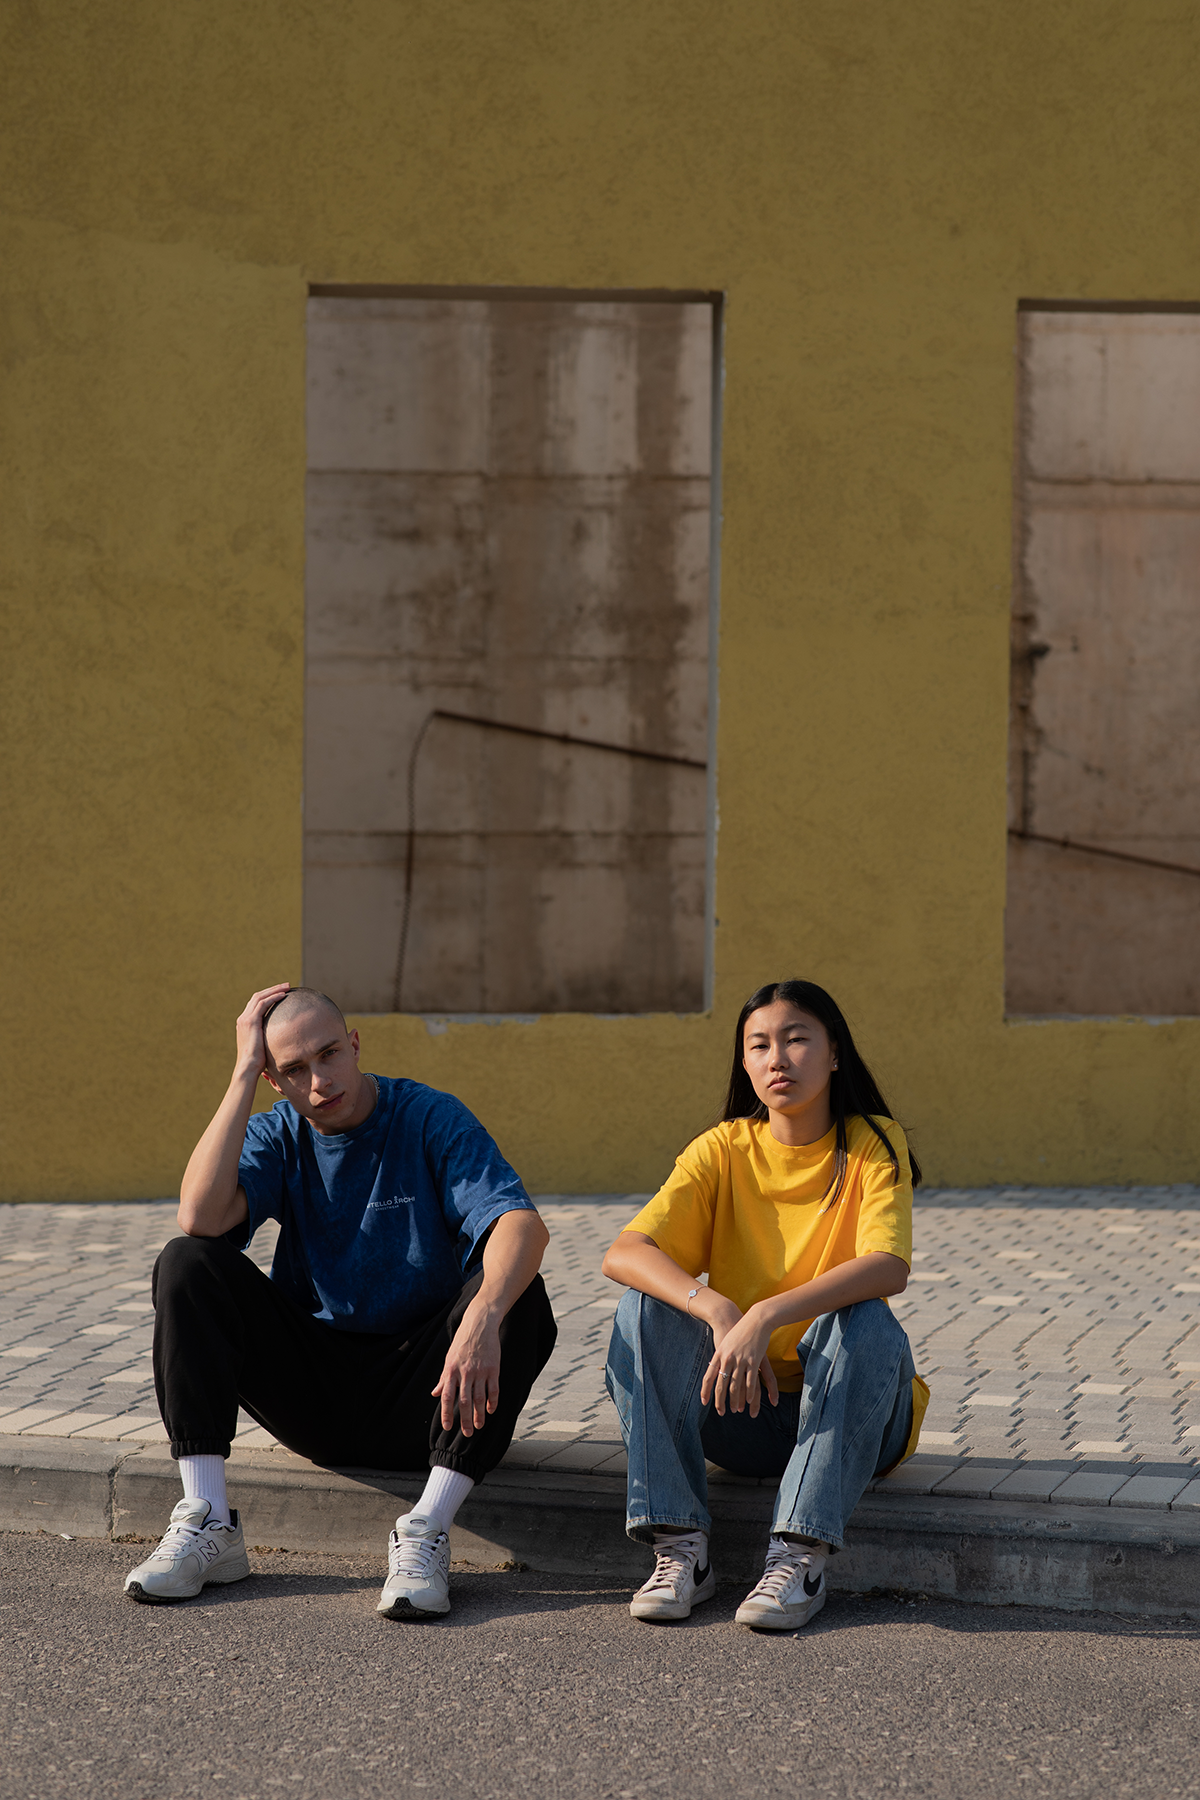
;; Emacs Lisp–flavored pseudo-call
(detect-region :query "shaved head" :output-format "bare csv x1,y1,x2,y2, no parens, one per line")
262,986,347,1052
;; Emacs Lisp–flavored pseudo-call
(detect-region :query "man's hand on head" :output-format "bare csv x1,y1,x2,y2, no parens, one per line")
235,984,292,1081
433,1297,502,1437
177,986,289,1239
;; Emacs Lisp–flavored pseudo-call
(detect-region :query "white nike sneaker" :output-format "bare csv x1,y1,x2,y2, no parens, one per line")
376,1512,452,1621
735,1536,828,1631
629,1530,717,1622
124,1498,250,1604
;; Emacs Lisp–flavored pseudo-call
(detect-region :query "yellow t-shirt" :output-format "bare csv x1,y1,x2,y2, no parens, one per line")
624,1113,914,1393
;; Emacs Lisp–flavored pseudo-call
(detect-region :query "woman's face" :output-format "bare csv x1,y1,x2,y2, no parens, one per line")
742,1000,838,1119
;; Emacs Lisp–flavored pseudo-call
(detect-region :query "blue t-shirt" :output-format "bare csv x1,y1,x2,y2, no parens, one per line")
232,1075,537,1336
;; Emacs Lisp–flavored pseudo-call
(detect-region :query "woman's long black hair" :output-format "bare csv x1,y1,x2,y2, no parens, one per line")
722,978,921,1209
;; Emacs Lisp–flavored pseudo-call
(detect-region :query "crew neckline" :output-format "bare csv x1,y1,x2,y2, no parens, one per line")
757,1117,837,1155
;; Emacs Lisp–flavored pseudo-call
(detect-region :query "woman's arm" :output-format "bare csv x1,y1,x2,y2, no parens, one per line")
602,1229,743,1338
700,1250,909,1416
755,1249,909,1329
602,1229,781,1411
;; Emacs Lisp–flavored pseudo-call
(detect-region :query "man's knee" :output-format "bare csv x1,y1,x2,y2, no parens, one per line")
504,1273,557,1361
152,1232,236,1303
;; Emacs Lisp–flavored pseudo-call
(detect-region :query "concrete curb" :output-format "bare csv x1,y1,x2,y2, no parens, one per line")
4,1433,1200,1618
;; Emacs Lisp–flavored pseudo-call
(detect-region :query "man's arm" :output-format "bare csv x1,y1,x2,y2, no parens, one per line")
433,1209,551,1437
177,984,291,1239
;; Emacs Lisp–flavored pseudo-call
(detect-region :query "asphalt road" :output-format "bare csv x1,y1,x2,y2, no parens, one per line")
2,1532,1199,1800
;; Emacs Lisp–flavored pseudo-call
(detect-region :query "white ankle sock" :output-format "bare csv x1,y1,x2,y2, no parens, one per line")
412,1466,474,1533
179,1454,230,1527
772,1533,829,1564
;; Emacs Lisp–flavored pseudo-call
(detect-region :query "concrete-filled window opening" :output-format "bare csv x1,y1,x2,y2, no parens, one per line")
1006,305,1200,1016
304,289,718,1016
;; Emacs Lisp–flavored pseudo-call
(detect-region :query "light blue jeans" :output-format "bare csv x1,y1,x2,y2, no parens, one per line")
605,1292,916,1549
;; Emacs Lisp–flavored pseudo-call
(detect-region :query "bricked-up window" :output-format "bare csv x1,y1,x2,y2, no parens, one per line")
304,290,718,1015
1006,306,1200,1016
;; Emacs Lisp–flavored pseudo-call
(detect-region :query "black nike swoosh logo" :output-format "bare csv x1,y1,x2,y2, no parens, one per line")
694,1564,710,1585
803,1570,823,1597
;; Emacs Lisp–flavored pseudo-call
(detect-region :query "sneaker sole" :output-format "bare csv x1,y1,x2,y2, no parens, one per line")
735,1586,826,1632
124,1581,196,1606
630,1569,718,1623
376,1595,451,1621
123,1560,251,1605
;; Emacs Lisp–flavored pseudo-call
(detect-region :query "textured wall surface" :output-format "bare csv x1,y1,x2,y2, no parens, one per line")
3,2,1200,1198
1006,312,1200,1016
304,296,710,1016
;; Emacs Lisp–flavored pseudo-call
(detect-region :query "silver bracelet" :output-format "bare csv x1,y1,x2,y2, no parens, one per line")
686,1288,700,1317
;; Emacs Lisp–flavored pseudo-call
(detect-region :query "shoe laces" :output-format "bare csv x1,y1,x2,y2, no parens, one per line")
752,1540,819,1602
646,1530,707,1594
388,1522,446,1578
152,1519,209,1557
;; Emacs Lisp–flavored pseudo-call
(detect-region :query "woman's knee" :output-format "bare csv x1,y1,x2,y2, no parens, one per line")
848,1296,898,1326
613,1286,641,1334
842,1296,907,1345
805,1296,906,1359
614,1287,695,1343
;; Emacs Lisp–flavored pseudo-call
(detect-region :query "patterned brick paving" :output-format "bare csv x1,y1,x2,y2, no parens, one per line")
4,1188,1200,1508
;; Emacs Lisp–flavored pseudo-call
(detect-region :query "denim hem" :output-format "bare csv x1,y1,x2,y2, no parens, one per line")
626,1514,710,1546
770,1515,845,1551
170,1439,232,1459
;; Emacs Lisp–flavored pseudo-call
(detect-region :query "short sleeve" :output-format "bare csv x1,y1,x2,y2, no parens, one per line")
622,1138,721,1277
424,1103,538,1271
230,1109,289,1250
853,1120,913,1268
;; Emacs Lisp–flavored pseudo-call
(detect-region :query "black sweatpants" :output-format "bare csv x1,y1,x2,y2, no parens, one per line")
151,1234,557,1480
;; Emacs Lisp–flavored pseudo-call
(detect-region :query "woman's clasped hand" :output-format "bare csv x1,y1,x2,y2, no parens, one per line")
698,1299,779,1417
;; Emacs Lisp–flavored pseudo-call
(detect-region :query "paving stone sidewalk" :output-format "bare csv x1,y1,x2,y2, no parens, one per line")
4,1187,1200,1513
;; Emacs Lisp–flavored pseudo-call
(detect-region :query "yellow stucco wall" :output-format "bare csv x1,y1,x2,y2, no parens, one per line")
3,2,1198,1200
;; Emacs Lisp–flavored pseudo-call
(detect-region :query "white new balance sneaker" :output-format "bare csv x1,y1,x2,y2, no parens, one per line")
734,1536,828,1631
629,1530,717,1622
376,1512,452,1621
124,1498,251,1604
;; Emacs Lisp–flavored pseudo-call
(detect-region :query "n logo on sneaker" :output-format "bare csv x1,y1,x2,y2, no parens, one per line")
802,1569,822,1597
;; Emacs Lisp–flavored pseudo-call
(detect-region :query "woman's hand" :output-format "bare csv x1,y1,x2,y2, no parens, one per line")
701,1306,780,1418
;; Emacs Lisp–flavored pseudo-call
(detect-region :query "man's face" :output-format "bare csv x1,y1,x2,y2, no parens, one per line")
263,1006,365,1134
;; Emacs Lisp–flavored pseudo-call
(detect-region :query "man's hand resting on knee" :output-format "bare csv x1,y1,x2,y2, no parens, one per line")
433,1209,549,1435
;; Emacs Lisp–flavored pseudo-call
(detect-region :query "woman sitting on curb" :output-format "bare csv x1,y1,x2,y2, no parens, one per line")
601,978,928,1632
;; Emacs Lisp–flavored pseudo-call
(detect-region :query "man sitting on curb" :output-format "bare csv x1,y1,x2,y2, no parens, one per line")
125,983,556,1619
